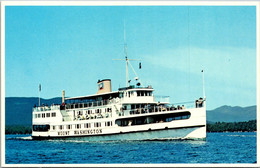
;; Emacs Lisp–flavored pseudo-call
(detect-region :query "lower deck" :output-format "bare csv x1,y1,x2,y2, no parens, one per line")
32,106,206,140
32,125,206,141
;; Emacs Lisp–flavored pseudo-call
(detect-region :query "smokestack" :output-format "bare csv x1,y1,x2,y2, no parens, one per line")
97,79,112,94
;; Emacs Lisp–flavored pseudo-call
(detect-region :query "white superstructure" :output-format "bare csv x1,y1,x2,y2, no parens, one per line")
32,78,206,141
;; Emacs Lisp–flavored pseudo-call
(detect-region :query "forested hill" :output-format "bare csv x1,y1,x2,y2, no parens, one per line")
207,105,256,123
5,97,61,125
4,97,257,126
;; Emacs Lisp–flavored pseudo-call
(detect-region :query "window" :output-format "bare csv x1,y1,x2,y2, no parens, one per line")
166,117,174,122
46,113,50,117
141,91,144,96
175,116,181,120
123,106,127,110
182,115,189,119
76,124,81,129
51,112,56,117
42,113,45,118
137,91,141,96
52,126,56,130
33,125,50,132
37,114,41,118
59,125,64,130
94,122,101,127
34,114,37,118
66,125,72,129
119,93,124,98
79,111,83,115
116,112,191,127
84,123,91,128
105,121,112,127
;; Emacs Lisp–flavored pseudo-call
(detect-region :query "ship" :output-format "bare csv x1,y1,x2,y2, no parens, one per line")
31,42,206,141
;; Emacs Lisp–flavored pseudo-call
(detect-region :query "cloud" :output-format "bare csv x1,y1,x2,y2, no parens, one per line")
142,46,256,88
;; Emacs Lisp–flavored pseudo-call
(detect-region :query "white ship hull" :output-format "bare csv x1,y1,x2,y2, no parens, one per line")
32,126,206,141
32,106,206,141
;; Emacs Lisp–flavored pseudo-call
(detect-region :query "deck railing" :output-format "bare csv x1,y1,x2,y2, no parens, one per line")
32,98,119,112
118,100,204,116
33,105,60,112
154,96,170,103
65,98,119,110
74,112,112,121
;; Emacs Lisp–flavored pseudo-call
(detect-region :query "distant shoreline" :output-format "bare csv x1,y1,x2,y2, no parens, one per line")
206,120,256,132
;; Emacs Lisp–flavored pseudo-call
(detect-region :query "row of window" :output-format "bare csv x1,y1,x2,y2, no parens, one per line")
136,91,152,97
122,104,150,110
116,112,191,127
52,121,113,130
76,107,112,115
119,91,153,98
33,125,50,132
34,112,56,119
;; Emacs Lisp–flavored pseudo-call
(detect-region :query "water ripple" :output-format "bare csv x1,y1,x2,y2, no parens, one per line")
5,132,256,164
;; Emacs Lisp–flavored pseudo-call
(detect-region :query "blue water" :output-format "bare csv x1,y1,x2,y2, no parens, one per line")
5,132,256,164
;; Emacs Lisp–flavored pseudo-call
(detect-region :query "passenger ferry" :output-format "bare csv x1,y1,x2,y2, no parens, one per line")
31,47,206,141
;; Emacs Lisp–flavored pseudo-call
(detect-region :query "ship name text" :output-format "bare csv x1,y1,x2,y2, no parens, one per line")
74,129,102,135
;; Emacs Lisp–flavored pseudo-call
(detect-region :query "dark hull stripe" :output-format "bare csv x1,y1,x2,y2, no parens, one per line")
31,124,205,140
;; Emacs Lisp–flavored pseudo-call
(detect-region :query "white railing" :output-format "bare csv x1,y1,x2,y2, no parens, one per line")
119,100,204,116
66,98,120,110
154,96,170,103
74,112,112,121
33,105,60,112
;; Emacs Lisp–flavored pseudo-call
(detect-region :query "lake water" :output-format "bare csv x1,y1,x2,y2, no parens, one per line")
5,132,256,164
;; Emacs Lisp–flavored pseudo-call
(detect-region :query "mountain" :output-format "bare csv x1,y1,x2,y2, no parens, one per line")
4,97,257,125
5,97,61,125
206,105,256,122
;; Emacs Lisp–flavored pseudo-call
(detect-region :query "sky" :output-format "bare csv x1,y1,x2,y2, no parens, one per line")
4,5,257,110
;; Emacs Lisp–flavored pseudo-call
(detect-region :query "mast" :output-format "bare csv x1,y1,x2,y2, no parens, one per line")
113,22,143,87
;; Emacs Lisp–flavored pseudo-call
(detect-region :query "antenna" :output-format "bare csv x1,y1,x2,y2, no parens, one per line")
124,21,127,59
113,21,143,87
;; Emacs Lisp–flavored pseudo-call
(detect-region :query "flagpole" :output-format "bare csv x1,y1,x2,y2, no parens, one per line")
202,70,205,99
39,84,41,106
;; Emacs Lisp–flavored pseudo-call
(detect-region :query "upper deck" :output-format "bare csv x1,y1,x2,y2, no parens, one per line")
33,104,60,112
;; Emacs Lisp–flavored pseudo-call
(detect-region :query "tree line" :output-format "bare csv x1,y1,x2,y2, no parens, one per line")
207,120,256,132
5,125,32,134
5,120,257,134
